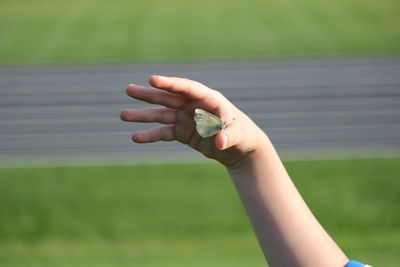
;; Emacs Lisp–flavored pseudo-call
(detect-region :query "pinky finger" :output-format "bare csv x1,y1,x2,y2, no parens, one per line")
132,125,176,143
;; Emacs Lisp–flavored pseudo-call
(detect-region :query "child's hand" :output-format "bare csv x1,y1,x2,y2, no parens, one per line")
120,75,267,169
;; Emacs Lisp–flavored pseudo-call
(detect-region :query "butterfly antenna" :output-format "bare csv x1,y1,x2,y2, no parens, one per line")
224,117,236,128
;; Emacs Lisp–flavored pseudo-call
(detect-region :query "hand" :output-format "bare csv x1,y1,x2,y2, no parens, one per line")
120,75,267,168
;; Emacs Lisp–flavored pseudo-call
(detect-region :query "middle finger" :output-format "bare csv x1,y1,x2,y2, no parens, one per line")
126,84,187,109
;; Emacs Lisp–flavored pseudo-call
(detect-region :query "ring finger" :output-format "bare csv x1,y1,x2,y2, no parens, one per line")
120,107,178,124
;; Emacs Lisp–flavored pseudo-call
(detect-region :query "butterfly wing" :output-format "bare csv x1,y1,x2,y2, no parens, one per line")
194,109,223,137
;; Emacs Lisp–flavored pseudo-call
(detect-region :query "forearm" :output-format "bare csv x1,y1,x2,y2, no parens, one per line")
228,137,348,267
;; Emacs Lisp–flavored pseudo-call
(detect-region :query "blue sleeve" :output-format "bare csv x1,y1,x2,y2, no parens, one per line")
345,260,372,267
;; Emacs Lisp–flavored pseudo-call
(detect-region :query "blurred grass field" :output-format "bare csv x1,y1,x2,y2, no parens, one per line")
1,158,399,266
1,0,399,266
1,0,399,65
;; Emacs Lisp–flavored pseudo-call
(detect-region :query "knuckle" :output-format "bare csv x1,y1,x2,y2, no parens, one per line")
212,89,223,97
158,108,167,123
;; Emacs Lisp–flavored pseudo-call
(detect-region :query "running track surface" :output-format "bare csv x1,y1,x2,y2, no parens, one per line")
1,57,399,167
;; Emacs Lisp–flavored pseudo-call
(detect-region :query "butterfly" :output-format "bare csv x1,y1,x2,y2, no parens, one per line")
194,108,235,138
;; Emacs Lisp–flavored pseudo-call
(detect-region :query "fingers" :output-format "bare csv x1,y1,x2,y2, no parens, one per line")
149,75,210,101
120,107,178,124
132,125,175,143
126,84,187,109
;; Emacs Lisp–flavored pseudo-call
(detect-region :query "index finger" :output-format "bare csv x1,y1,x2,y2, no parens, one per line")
149,75,210,101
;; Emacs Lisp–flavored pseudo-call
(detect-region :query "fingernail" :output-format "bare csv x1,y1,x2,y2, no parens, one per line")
222,133,229,150
152,75,166,78
216,133,228,150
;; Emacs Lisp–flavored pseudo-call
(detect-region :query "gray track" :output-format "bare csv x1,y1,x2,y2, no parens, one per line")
1,57,400,167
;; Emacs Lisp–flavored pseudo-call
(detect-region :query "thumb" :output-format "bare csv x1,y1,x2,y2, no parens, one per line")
215,113,240,150
216,130,236,150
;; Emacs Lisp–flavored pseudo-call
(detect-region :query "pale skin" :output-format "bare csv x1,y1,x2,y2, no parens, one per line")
120,75,349,267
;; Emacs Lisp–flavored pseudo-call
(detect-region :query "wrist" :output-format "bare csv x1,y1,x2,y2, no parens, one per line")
226,134,274,173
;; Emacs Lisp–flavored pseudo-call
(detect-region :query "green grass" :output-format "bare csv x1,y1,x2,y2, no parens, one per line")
0,0,399,65
0,158,399,266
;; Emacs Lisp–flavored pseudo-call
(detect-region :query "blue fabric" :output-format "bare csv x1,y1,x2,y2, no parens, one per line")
345,260,367,267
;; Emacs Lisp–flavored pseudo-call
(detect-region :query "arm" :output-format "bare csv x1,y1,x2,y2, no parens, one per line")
228,138,348,267
120,75,349,267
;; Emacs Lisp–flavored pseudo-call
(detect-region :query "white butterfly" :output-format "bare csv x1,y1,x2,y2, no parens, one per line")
194,108,235,138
